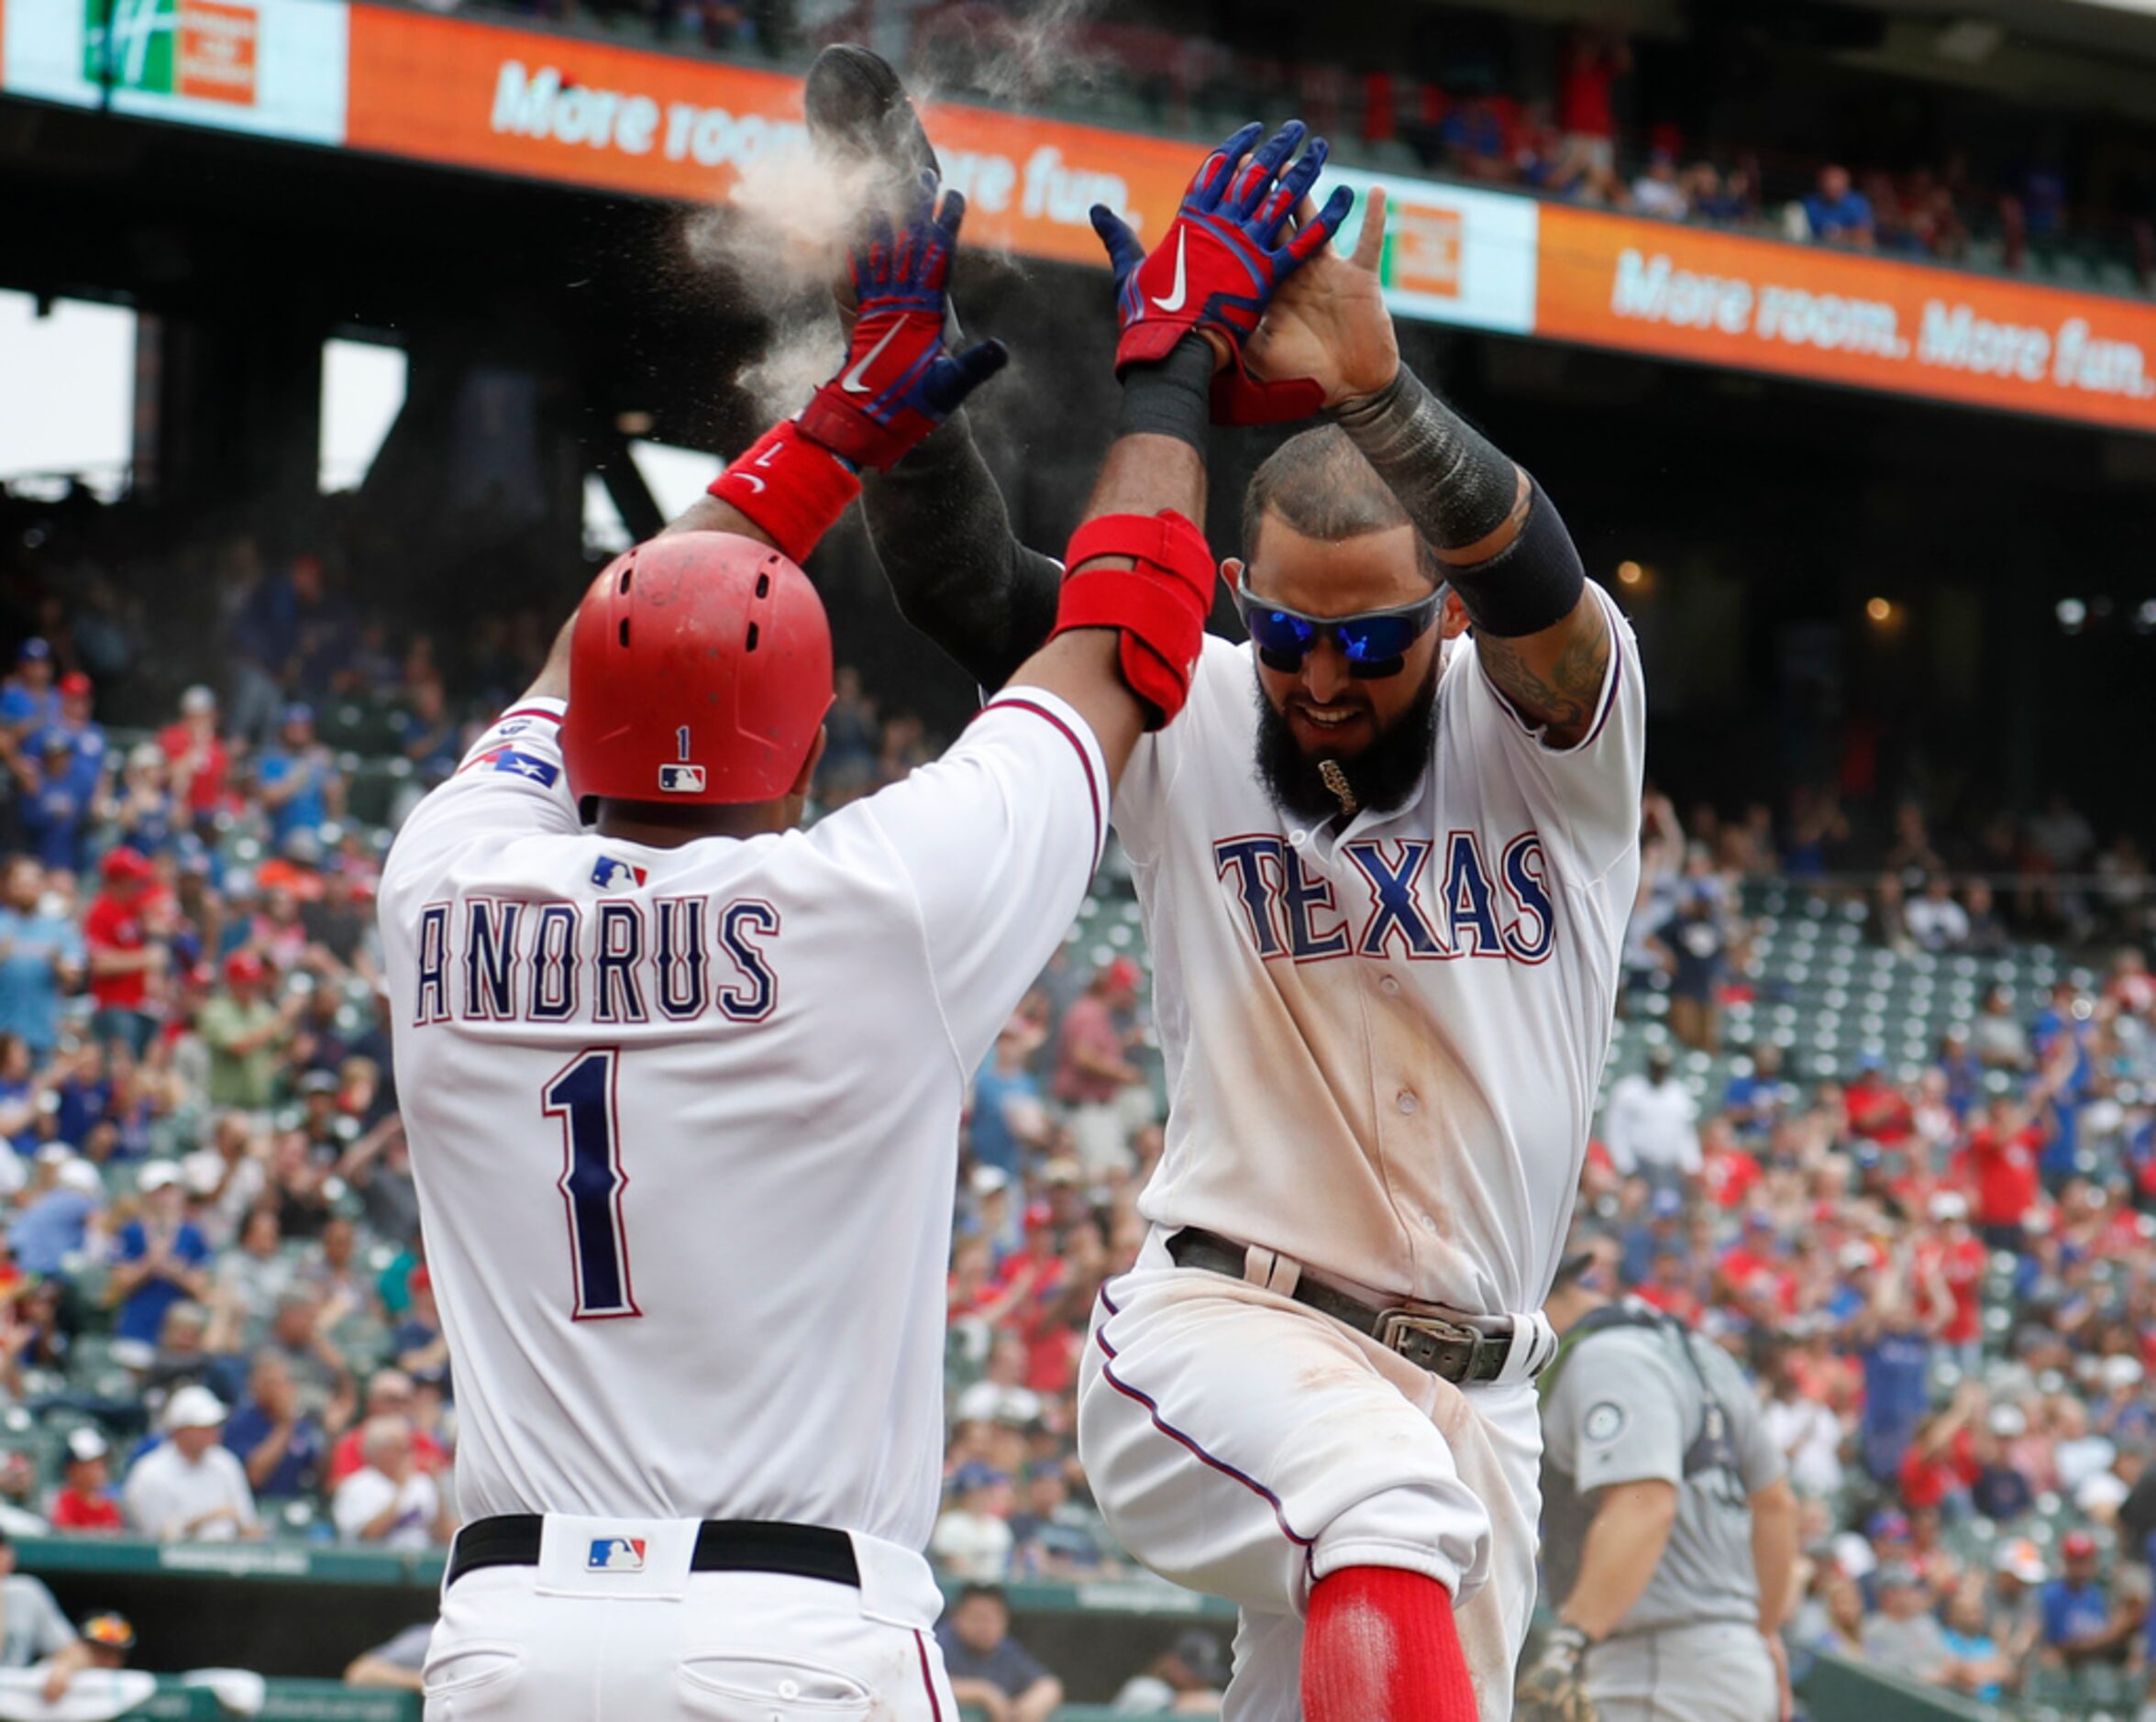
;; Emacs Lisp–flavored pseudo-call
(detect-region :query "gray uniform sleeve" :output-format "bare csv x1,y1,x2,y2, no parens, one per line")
16,1578,76,1660
1561,1330,1689,1491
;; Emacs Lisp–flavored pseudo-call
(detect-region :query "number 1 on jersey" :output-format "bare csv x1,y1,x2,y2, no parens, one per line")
543,1049,641,1320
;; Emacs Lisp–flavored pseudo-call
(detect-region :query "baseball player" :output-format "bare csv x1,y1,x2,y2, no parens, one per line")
1525,1251,1798,1722
375,155,1326,1717
807,50,1644,1720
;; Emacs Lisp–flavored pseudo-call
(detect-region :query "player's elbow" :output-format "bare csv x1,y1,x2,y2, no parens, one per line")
1751,1476,1797,1521
1613,1479,1679,1535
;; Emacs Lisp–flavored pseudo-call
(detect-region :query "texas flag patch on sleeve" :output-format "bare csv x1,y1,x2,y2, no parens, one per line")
463,746,561,788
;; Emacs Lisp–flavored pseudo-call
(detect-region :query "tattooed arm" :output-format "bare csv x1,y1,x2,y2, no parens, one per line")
1333,372,1605,747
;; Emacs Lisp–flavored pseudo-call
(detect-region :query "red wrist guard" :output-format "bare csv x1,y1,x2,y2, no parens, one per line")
1052,510,1216,729
707,422,862,566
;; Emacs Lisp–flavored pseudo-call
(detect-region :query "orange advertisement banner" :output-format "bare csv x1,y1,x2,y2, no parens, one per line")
1535,204,2156,434
342,5,1195,266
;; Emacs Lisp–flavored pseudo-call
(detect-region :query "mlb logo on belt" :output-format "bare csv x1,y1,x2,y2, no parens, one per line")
591,856,648,890
587,1537,647,1573
658,765,706,794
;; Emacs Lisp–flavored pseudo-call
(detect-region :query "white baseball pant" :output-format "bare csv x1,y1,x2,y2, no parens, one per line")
1078,1233,1545,1721
423,1517,956,1721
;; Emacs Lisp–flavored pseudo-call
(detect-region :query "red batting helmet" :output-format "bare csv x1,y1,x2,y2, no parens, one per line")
559,534,833,807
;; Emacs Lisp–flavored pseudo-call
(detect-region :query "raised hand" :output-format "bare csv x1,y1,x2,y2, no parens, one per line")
1090,120,1354,424
1243,185,1400,410
796,174,1009,472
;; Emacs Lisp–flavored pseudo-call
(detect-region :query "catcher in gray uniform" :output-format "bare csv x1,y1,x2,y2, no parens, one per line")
1520,1251,1799,1722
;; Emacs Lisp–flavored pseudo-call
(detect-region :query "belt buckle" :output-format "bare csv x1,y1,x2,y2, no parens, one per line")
1374,1308,1478,1379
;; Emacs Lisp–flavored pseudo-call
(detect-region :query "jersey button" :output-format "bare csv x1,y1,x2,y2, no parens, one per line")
1379,976,1401,996
1419,1210,1438,1232
1397,1090,1419,1115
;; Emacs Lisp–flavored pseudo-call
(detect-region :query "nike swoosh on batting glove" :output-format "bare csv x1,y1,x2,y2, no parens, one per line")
1090,120,1354,424
797,174,1009,471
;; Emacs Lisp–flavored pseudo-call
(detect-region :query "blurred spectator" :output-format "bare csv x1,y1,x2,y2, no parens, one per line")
1631,151,1687,218
0,642,57,738
971,1015,1051,1183
935,1585,1063,1722
1905,877,1971,953
1803,165,1875,248
223,1353,329,1502
1600,1048,1699,1195
1653,889,1727,1051
10,1154,103,1277
1862,1562,1950,1676
331,1417,450,1550
1556,27,1629,174
1939,1576,2012,1702
255,706,344,848
158,686,228,836
1052,959,1148,1183
110,1163,211,1346
199,953,295,1111
0,1528,96,1700
123,1385,259,1541
83,848,164,1055
1112,1628,1228,1713
2039,1530,2143,1668
48,1431,122,1535
329,1371,446,1484
344,1622,433,1692
0,858,82,1059
932,1463,1015,1584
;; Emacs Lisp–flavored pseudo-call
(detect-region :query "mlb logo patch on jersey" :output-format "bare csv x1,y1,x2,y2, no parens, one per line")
587,1537,647,1573
466,746,561,788
591,856,648,891
658,764,706,794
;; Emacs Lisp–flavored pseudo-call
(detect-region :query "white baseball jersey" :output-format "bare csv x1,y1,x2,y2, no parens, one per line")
378,686,1108,1552
1116,581,1644,1316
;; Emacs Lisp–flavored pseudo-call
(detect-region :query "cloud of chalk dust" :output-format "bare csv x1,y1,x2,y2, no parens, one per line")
676,0,1111,428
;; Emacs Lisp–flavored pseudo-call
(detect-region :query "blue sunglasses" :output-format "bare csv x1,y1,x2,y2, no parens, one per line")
1232,572,1445,679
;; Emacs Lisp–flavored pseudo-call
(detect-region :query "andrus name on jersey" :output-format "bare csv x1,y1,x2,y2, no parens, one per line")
1211,832,1554,965
409,895,781,1027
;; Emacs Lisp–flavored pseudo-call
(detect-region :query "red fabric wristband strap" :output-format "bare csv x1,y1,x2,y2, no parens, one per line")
1052,509,1217,729
706,422,863,566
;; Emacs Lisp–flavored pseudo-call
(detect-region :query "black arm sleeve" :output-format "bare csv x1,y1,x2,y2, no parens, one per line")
1332,362,1585,637
857,410,1063,693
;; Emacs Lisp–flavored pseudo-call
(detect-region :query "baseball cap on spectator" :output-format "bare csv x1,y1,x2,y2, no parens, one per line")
180,685,216,715
100,847,153,886
1171,1630,1229,1686
65,1429,108,1464
81,1613,135,1656
1839,1242,1875,1271
223,952,266,988
1876,1562,1922,1592
35,1142,72,1167
1989,1404,2029,1438
969,1166,1009,1199
409,1265,432,1297
949,1462,1007,1496
1650,1188,1683,1219
2062,1530,2098,1560
2077,1472,2129,1516
2101,1355,2143,1391
163,1385,227,1430
58,672,92,699
955,1383,1045,1428
1023,1201,1054,1231
1830,1532,1876,1580
1041,1159,1081,1187
57,1160,104,1198
16,639,48,663
137,1162,182,1194
182,1152,224,1198
300,1071,338,1097
1101,955,1142,992
282,703,314,727
1997,1540,2047,1584
1867,1508,1911,1543
1929,1191,1967,1221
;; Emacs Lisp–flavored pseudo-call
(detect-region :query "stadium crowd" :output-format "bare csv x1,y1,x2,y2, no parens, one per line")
0,561,2148,1713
